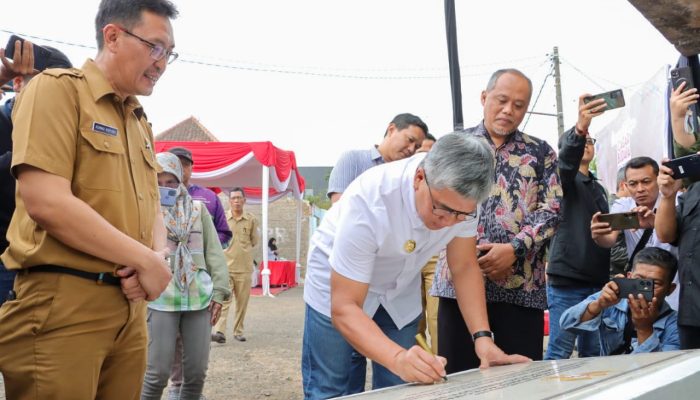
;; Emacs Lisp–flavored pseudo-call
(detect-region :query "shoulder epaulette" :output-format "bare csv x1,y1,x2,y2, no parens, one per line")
41,67,84,79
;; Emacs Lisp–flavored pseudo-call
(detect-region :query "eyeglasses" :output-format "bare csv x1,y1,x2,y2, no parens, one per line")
585,137,597,146
424,172,478,222
117,26,178,64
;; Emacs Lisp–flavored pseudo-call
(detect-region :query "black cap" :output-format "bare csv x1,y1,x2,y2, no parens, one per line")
168,146,193,163
41,45,72,70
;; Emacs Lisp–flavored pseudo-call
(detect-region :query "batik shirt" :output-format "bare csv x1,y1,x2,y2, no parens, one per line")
430,122,562,310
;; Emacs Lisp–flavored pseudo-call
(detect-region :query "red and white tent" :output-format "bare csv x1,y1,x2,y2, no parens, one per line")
155,141,305,201
155,141,306,296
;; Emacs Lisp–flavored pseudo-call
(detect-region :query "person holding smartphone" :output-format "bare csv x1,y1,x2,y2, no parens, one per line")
544,94,610,361
560,247,679,355
141,152,230,400
654,85,700,350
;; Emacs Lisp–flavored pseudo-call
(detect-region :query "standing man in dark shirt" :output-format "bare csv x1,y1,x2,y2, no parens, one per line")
545,94,610,360
655,82,700,349
0,40,73,306
168,146,232,246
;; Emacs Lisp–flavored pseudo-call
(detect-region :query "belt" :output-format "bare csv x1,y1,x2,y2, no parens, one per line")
27,265,121,286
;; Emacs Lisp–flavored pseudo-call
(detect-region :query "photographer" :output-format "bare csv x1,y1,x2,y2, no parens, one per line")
654,83,700,349
544,94,610,361
560,247,679,355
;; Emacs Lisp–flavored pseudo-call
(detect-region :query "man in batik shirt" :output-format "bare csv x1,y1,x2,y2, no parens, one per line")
431,68,562,373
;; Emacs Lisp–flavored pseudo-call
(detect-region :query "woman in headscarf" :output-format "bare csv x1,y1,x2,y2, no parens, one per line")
141,152,231,400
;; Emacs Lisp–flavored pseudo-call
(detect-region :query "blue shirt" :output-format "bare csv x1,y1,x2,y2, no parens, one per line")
560,291,680,354
327,146,384,198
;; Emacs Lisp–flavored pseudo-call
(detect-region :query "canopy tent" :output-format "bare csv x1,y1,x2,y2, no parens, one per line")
155,141,306,296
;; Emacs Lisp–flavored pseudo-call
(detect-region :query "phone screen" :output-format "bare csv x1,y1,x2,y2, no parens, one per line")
583,89,625,111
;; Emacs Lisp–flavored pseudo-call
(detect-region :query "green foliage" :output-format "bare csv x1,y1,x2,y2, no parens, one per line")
305,194,331,210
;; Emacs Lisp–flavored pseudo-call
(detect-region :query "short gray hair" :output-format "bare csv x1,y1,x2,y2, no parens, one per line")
420,133,494,203
616,166,626,189
486,68,533,101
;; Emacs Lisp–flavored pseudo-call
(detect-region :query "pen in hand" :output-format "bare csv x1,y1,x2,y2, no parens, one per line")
415,334,448,382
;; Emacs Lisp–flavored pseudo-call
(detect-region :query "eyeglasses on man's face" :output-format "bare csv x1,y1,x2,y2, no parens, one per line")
117,26,178,64
424,172,478,222
585,137,597,146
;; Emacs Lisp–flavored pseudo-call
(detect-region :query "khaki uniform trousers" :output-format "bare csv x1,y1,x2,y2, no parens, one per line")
214,271,251,337
0,271,147,400
418,257,439,353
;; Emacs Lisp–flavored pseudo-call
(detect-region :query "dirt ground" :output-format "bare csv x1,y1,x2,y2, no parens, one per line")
0,286,307,400
203,286,306,400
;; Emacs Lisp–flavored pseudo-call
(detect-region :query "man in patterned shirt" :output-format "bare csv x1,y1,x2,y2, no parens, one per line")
431,68,562,373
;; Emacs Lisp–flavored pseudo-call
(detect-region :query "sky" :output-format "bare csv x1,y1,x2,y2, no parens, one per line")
0,0,682,167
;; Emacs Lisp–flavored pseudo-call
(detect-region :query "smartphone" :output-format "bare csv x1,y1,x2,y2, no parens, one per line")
159,186,178,207
670,66,695,92
662,153,700,180
4,34,54,71
583,89,626,111
598,212,640,230
613,277,654,302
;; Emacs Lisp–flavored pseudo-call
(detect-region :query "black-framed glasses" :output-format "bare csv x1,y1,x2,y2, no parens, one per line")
117,26,178,64
585,137,597,145
424,172,478,222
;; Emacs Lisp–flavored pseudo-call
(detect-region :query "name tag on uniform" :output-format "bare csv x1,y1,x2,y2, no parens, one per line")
92,122,118,136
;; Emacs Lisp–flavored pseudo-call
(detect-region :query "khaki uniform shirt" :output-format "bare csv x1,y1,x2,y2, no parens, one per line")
1,59,159,273
224,210,259,274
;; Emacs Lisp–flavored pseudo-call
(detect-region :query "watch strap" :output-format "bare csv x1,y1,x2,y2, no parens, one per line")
472,330,494,342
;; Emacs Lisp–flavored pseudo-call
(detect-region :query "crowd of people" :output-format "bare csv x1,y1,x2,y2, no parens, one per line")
0,1,699,400
303,66,700,399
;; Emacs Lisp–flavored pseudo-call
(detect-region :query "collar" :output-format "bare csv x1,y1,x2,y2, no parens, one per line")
401,153,427,229
474,120,522,149
227,210,250,222
581,170,599,182
370,145,384,163
81,59,144,119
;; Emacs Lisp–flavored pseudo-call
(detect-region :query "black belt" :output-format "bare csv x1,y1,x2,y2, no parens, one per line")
27,265,121,286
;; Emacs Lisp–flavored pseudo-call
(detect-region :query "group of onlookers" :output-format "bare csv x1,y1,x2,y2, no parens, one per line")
304,65,700,400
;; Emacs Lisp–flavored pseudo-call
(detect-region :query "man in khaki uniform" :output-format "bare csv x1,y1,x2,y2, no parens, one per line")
213,187,259,343
0,1,178,398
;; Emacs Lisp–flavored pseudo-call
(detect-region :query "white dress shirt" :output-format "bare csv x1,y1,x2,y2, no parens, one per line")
303,153,478,329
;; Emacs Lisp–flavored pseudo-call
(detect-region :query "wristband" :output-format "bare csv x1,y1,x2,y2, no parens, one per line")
472,330,494,342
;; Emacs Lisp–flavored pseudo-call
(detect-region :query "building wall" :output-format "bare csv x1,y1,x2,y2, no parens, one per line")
218,193,311,276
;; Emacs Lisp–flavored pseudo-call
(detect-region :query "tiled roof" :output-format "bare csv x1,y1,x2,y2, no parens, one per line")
155,116,219,142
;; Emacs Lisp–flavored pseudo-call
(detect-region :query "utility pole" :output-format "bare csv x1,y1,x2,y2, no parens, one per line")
552,46,565,137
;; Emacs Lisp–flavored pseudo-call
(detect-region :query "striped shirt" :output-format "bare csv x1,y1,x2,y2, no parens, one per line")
327,146,384,198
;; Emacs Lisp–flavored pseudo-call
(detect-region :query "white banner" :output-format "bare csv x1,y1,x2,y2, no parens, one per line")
595,66,671,192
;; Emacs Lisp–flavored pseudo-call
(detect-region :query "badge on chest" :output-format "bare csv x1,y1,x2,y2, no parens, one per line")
404,239,416,253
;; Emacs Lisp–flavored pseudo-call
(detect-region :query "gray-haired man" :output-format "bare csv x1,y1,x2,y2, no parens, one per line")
302,133,530,399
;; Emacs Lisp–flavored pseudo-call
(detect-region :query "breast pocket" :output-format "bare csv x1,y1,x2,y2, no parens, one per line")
76,129,126,191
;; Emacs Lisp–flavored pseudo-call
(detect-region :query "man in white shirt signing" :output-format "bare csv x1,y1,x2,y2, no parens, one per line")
301,133,530,399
